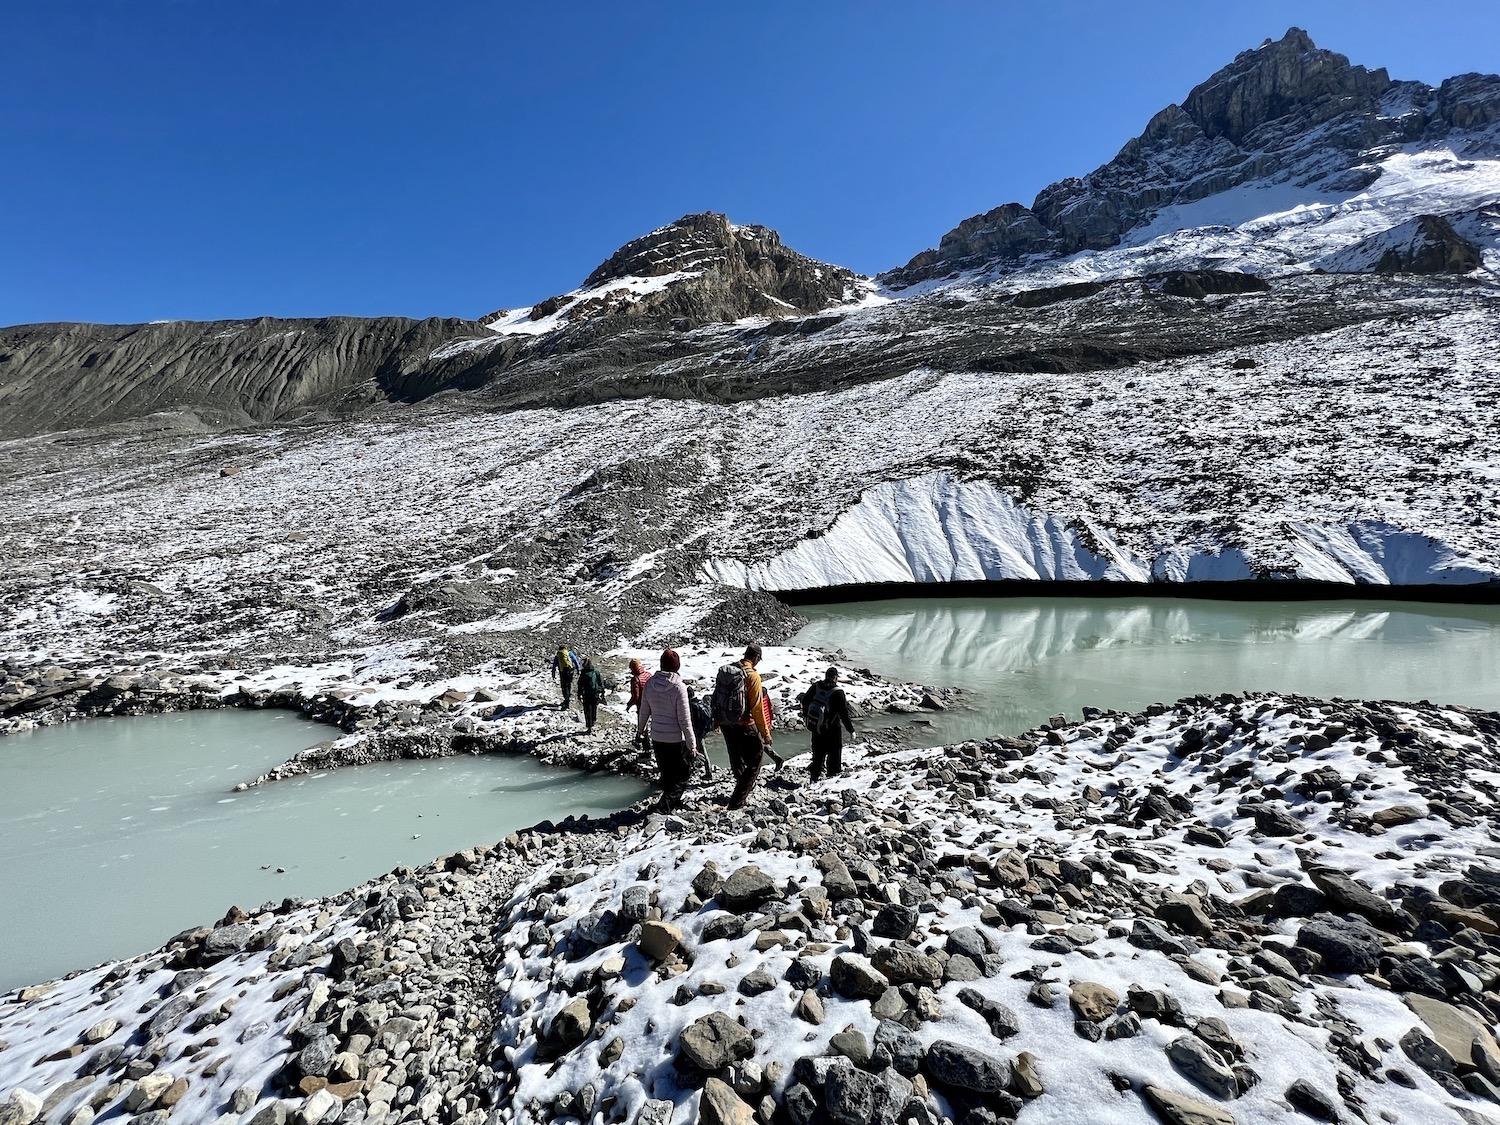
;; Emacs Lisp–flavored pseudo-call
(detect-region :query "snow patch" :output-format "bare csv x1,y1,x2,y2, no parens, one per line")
704,474,1147,589
427,335,505,363
486,271,702,336
1287,521,1500,585
705,474,1499,592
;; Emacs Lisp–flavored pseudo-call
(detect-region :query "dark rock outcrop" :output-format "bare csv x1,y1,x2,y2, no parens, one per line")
1324,213,1483,275
490,212,861,334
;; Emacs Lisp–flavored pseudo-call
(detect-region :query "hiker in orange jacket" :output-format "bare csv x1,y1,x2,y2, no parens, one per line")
719,644,781,809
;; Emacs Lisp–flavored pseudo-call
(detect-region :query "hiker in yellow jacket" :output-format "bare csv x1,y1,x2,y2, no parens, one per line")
551,645,582,711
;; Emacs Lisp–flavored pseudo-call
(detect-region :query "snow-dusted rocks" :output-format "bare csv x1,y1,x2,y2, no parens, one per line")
481,692,1500,1124
3,691,1499,1123
484,212,864,337
2,272,1496,744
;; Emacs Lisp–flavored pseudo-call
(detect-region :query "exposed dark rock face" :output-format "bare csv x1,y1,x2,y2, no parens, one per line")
0,315,497,438
1150,270,1272,299
490,212,861,334
1373,215,1481,274
884,27,1500,285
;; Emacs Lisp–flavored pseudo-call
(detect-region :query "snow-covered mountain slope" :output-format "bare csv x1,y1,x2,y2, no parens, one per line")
1,279,1495,712
884,28,1500,290
483,211,867,336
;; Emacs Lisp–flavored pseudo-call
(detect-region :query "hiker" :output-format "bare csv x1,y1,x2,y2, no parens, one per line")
759,683,787,771
801,666,855,781
713,644,775,809
687,685,715,779
637,648,696,812
551,645,582,710
578,657,606,733
626,657,651,714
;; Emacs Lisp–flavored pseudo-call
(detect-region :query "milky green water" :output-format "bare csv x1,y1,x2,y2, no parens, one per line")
0,709,648,989
7,598,1497,987
791,596,1500,746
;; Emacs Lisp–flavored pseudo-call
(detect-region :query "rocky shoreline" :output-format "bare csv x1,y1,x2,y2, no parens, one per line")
0,646,959,789
4,692,1500,1124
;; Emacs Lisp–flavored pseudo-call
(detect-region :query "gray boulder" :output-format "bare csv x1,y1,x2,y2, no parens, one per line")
718,866,778,912
922,1040,1013,1094
1296,914,1385,974
678,1012,754,1073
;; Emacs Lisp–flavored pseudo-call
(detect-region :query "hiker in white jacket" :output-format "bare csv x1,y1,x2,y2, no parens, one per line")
637,648,696,811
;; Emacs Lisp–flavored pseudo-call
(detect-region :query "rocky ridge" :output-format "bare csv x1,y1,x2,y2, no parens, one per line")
483,213,864,337
0,317,496,439
5,693,1500,1124
883,28,1500,286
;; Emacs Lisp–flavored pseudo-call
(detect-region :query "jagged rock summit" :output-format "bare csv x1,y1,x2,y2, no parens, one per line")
884,27,1500,286
484,211,865,336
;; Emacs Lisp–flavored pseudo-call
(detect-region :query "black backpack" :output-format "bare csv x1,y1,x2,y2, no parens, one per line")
712,663,749,726
688,691,714,739
804,684,839,735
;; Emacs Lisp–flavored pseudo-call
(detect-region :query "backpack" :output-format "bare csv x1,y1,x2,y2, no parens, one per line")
711,662,749,726
581,668,604,698
804,684,839,735
688,691,714,739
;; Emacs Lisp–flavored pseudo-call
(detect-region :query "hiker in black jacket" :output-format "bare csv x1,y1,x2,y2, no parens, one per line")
578,658,606,733
800,667,855,781
686,685,715,779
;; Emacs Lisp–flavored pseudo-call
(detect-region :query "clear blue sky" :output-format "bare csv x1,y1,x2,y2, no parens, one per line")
4,1,1496,325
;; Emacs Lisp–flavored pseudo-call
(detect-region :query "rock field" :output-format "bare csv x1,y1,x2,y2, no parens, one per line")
6,694,1500,1124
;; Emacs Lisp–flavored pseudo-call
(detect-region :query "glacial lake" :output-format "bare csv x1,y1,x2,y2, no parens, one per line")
791,595,1500,746
0,710,648,990
6,596,1497,988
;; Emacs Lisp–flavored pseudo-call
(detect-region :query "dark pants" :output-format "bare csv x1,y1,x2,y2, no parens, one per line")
581,695,599,731
653,740,693,811
558,670,574,709
723,726,764,809
809,733,843,781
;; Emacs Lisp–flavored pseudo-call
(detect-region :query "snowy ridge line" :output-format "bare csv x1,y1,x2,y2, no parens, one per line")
704,473,1500,594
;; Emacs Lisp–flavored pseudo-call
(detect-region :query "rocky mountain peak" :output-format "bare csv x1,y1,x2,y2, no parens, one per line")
1180,27,1392,144
582,212,761,287
489,212,863,336
883,28,1500,288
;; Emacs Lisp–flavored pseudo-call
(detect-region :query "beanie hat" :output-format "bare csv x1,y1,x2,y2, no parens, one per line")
660,648,681,673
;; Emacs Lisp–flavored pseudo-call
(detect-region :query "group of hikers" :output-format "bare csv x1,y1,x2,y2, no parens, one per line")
548,645,608,731
549,642,856,811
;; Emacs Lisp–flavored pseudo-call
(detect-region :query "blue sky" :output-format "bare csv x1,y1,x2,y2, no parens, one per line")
4,2,1496,325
